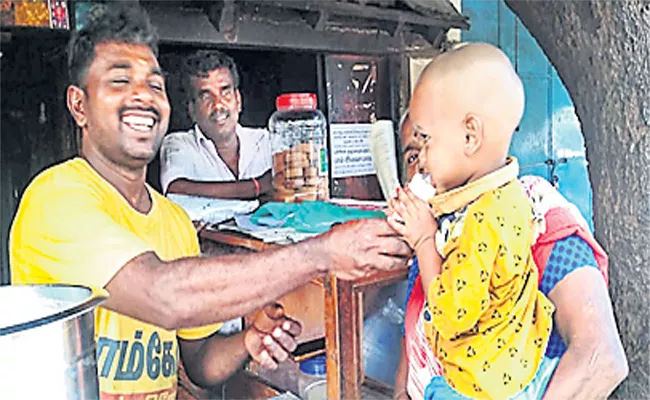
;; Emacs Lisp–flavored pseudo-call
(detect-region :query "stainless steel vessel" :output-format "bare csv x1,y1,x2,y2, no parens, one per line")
0,284,108,399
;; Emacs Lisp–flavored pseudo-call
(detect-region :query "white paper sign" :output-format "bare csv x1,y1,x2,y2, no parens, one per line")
330,123,376,178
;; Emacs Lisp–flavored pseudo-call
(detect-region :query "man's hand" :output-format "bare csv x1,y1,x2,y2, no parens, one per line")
244,303,302,370
321,218,411,280
257,171,273,195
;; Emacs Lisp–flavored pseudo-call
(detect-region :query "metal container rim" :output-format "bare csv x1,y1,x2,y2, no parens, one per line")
0,284,108,336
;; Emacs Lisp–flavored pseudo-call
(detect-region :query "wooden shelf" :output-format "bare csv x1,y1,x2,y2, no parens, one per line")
200,228,408,399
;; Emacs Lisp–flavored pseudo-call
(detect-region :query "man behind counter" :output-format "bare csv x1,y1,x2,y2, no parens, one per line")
9,4,410,399
160,50,272,200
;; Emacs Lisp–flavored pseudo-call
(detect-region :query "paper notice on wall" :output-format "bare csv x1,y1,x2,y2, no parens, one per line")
330,123,375,178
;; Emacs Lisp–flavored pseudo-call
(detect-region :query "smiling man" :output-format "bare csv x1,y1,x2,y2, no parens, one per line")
8,4,410,399
159,50,273,200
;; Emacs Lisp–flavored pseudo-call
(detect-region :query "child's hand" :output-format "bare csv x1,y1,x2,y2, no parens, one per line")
386,187,438,250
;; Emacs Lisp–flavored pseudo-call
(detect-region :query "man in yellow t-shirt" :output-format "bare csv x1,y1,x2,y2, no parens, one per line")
9,4,410,399
11,158,220,398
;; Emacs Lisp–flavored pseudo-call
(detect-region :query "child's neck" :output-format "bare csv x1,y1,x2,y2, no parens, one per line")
428,156,517,218
439,156,508,194
464,156,508,187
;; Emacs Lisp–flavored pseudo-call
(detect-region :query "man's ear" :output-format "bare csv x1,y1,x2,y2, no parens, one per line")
235,89,242,113
463,113,483,157
67,85,87,128
187,101,196,122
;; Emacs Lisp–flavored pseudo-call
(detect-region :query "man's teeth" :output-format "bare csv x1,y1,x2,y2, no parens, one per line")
123,115,155,131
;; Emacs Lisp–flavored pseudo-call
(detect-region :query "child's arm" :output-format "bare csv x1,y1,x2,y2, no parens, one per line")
414,234,443,292
387,187,438,250
386,186,442,295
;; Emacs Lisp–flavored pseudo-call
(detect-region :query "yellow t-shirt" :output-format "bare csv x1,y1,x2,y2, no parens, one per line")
424,177,554,399
10,158,221,400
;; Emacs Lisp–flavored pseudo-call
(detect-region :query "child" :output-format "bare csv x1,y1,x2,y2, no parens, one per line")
388,43,556,400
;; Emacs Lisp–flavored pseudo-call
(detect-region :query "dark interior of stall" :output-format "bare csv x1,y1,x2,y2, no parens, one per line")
1,31,72,284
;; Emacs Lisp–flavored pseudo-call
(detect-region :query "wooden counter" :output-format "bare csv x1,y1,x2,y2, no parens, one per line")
199,226,407,399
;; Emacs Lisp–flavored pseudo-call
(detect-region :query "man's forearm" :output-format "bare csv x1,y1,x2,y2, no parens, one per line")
167,178,256,199
542,341,628,400
180,333,249,388
542,268,628,399
105,236,330,330
167,170,272,199
104,218,409,331
163,238,330,327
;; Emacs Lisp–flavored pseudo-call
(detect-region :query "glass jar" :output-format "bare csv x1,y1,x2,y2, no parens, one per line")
298,355,327,400
268,93,329,202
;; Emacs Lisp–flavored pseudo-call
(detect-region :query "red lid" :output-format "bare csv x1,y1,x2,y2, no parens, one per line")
276,93,318,111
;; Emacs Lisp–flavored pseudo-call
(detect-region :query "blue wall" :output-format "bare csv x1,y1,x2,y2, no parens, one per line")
462,0,594,228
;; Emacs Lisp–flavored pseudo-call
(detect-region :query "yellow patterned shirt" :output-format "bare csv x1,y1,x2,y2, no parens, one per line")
423,158,554,399
10,158,222,400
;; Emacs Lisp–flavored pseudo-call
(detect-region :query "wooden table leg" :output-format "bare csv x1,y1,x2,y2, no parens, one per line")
325,276,363,400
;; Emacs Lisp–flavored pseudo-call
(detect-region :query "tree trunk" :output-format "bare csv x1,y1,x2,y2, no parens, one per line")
505,1,650,398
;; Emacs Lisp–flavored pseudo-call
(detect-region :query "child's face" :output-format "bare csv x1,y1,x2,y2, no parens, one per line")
411,104,470,194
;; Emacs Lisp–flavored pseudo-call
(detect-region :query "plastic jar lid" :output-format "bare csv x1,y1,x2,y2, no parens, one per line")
276,93,318,112
299,354,327,376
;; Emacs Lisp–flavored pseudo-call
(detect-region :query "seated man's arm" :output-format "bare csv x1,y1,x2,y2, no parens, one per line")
159,131,272,199
166,170,272,200
543,267,628,399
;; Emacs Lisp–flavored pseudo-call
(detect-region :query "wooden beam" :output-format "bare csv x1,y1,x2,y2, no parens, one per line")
303,9,329,30
219,0,236,33
392,20,405,37
429,27,446,48
207,0,237,34
145,4,405,54
403,0,468,28
246,0,468,30
315,9,329,31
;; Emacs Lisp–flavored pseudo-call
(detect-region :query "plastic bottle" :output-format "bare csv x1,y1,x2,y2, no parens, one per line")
298,355,327,400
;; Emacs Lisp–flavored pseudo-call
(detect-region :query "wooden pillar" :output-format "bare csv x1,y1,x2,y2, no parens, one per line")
324,276,363,400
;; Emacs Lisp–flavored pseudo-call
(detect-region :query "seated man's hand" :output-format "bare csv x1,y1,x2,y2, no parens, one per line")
322,218,411,280
257,171,273,195
244,303,301,370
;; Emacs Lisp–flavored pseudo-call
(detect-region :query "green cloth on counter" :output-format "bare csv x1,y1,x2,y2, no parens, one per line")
250,201,385,234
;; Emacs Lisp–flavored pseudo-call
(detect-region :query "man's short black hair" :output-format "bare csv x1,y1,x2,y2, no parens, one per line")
67,3,159,87
182,50,240,103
